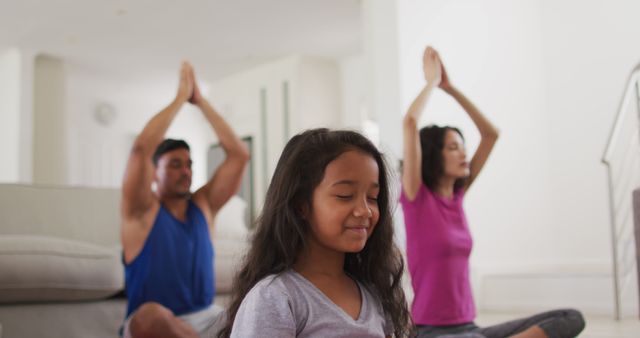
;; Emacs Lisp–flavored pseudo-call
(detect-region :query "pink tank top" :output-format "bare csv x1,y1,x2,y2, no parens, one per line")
399,183,475,325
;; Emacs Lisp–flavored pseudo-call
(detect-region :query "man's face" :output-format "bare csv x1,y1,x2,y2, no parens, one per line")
155,148,192,198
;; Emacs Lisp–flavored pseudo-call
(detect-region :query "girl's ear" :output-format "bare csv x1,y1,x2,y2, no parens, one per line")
298,202,310,220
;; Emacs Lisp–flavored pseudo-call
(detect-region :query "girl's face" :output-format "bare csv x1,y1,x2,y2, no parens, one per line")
441,130,469,179
306,150,381,254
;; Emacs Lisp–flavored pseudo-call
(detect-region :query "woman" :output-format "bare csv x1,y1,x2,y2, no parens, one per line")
400,46,585,338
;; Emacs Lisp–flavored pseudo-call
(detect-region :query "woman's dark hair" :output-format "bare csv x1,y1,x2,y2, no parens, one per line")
218,128,412,337
419,125,466,191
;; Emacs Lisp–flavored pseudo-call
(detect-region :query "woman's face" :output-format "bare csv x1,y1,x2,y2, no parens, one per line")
441,129,469,179
306,150,381,254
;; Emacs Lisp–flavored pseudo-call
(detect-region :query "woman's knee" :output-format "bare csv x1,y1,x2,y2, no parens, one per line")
564,309,585,334
540,308,585,338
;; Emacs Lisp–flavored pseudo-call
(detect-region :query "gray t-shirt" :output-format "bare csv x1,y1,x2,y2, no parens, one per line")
230,270,392,337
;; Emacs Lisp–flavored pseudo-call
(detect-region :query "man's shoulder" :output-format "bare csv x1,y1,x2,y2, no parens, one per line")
190,192,215,224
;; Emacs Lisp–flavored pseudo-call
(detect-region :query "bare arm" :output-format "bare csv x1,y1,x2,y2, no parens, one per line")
439,56,499,190
402,47,441,201
191,70,250,223
121,62,193,220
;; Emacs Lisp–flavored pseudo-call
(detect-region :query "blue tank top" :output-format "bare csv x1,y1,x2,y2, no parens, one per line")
124,200,215,316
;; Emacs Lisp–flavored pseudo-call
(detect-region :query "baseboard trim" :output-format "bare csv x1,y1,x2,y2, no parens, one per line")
474,264,636,317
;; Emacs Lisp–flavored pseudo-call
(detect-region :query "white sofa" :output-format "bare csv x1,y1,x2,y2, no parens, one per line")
0,184,249,338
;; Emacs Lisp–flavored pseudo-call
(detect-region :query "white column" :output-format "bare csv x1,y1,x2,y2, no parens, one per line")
362,0,403,158
0,48,22,182
33,54,68,185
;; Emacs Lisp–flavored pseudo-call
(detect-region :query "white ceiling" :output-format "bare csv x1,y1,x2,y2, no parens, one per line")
0,0,362,81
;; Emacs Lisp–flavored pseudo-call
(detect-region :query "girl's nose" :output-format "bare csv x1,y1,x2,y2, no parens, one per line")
353,198,373,218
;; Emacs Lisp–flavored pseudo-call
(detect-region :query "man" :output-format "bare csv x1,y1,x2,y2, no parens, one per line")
120,62,249,338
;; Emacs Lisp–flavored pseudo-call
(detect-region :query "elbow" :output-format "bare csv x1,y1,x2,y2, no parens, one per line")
131,141,152,157
234,143,251,163
240,148,250,163
403,115,417,130
483,128,500,141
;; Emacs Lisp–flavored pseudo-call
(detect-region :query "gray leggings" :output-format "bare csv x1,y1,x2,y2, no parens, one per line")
416,309,585,338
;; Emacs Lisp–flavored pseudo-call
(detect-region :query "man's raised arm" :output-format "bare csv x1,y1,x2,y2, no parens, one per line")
121,62,194,220
190,69,250,220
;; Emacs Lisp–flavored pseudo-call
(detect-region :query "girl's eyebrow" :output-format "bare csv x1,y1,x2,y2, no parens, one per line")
331,180,380,188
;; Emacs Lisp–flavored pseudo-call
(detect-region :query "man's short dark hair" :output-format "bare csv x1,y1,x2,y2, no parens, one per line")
153,139,190,166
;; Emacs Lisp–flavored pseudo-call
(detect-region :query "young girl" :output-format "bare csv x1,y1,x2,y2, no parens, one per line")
400,47,585,338
218,129,412,337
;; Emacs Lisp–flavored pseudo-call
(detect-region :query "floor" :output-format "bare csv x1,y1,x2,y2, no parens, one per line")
476,311,640,338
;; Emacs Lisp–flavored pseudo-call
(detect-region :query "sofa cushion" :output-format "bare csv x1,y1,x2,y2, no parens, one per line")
214,239,249,294
213,195,249,241
0,235,123,303
212,196,250,294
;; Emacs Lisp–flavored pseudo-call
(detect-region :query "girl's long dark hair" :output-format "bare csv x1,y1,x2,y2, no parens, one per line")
218,128,412,337
419,125,466,191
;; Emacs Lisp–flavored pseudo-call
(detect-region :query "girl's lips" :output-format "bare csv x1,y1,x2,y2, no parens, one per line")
346,227,368,235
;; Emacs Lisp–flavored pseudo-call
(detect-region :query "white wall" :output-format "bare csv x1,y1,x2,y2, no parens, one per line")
395,0,555,271
18,50,35,183
352,0,640,315
541,0,640,268
209,55,341,213
63,62,215,189
0,48,21,182
338,54,367,131
33,54,68,185
358,0,557,310
0,48,37,184
1,50,340,209
209,56,297,211
0,54,216,189
296,57,342,131
540,0,640,317
3,0,637,316
362,0,404,158
338,54,382,149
